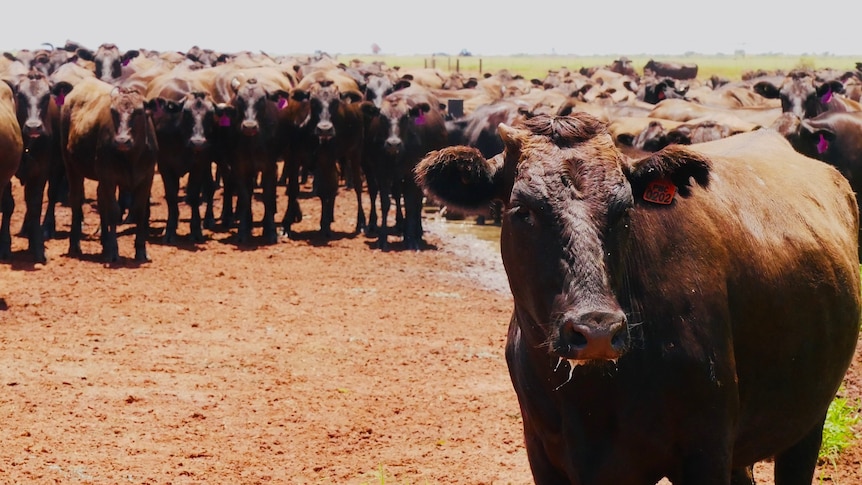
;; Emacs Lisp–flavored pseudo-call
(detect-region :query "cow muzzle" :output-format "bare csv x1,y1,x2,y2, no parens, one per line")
554,310,628,362
315,120,335,142
113,134,134,152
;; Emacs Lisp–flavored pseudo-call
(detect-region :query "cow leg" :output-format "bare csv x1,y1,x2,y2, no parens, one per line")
234,170,254,244
261,162,278,245
186,163,208,242
402,181,424,250
377,185,391,251
201,162,217,231
364,173,379,237
66,168,85,257
161,169,181,244
96,181,120,262
350,155,366,235
23,175,48,263
280,156,302,238
730,466,756,485
773,414,825,485
42,164,64,239
0,182,12,259
132,178,152,262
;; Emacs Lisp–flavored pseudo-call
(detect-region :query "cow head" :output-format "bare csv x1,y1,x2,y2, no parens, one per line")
109,87,152,153
415,113,710,364
753,71,846,119
144,96,186,135
77,43,139,85
303,80,363,143
231,77,288,138
363,89,435,158
181,91,216,152
11,70,55,143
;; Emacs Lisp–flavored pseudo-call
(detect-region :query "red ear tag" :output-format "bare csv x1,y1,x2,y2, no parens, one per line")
643,178,676,204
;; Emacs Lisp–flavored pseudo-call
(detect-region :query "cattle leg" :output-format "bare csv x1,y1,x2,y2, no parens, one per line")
42,165,64,239
402,181,424,250
201,163,217,231
96,181,120,262
350,156,366,235
234,171,255,244
132,178,152,262
186,163,209,242
377,185,392,250
66,170,85,257
261,163,278,245
161,169,181,244
0,182,12,259
280,156,302,238
22,176,48,263
772,414,825,485
730,466,756,485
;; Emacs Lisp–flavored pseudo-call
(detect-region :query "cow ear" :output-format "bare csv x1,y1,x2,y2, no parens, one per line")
415,146,504,215
752,81,780,99
666,126,692,145
290,89,309,102
360,102,379,118
625,145,711,198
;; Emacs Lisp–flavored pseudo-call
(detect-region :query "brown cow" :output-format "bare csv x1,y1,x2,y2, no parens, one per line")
0,81,23,260
415,113,861,483
145,73,218,243
60,78,158,262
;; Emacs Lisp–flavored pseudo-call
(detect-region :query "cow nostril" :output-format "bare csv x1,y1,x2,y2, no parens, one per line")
559,311,628,360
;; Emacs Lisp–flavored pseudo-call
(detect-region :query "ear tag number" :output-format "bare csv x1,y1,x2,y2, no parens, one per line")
643,179,676,205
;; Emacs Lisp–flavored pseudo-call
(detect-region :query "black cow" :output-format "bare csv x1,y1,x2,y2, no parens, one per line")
362,83,448,249
643,59,698,80
282,76,366,238
753,70,856,119
415,113,861,484
7,70,64,263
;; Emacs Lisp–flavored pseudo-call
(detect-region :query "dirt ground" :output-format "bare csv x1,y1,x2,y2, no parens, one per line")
1,171,861,484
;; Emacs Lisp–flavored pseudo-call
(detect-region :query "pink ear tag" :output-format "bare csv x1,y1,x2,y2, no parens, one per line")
277,97,287,110
219,114,231,127
414,112,426,125
821,87,833,104
817,133,829,154
122,58,130,67
55,92,65,107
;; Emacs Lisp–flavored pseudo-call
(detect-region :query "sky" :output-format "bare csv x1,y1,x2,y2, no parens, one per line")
3,1,861,58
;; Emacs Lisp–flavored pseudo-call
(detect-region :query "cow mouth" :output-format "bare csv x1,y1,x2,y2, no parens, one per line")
553,357,618,390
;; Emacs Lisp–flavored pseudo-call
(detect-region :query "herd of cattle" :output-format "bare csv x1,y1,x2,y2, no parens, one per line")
2,41,862,483
0,42,861,265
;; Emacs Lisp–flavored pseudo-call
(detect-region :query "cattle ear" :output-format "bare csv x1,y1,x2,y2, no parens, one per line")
666,126,692,145
75,48,95,61
626,146,711,198
341,90,363,103
2,52,16,62
415,146,503,215
616,133,635,147
360,102,379,118
290,89,309,102
752,81,780,99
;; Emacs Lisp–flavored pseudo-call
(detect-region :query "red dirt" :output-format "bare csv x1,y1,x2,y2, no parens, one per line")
1,172,860,484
